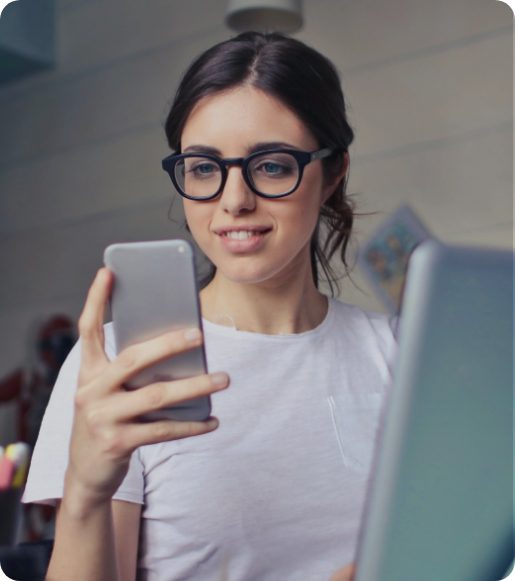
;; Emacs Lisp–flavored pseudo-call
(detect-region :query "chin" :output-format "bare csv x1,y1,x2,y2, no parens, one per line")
215,256,307,288
207,241,311,285
217,266,275,286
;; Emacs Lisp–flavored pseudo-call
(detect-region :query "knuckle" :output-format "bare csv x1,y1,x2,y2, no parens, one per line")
144,384,165,408
74,389,88,411
180,422,197,437
84,404,104,433
101,429,123,456
153,421,175,440
117,346,139,370
77,315,93,339
177,421,199,438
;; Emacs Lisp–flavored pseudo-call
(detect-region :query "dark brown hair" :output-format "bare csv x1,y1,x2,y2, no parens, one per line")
164,31,355,295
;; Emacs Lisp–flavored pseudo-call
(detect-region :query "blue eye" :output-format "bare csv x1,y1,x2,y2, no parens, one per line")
254,159,295,178
189,161,220,179
249,152,298,182
262,162,284,175
197,164,214,173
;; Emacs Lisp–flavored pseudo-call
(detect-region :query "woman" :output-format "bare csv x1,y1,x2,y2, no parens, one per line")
24,32,395,580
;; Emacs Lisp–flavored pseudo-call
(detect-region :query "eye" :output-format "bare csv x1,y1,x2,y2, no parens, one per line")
252,155,296,178
260,161,286,175
187,160,220,179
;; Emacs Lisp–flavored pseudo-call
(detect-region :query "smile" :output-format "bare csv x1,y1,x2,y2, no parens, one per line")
216,227,272,253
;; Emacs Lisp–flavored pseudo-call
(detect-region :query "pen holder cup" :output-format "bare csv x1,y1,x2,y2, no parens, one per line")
0,488,23,546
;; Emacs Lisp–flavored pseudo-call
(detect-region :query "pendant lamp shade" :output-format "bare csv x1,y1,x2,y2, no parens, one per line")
225,0,303,33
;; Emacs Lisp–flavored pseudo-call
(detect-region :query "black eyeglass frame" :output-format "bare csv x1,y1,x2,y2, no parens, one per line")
161,147,335,201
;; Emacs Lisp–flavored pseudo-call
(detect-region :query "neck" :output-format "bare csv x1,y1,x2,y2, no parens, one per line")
199,262,329,335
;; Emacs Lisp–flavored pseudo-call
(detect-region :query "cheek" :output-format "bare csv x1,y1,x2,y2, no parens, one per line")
289,177,325,228
183,202,221,263
272,200,321,255
183,202,210,237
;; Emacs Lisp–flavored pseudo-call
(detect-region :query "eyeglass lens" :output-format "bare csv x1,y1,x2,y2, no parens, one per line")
174,152,300,199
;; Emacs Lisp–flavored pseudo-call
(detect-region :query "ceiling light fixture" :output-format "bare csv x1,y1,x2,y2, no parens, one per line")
225,0,303,33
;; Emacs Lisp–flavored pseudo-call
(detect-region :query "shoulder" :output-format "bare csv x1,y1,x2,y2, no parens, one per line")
327,298,398,367
328,298,398,339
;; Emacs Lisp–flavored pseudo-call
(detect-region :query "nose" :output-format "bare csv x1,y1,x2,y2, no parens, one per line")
218,166,256,215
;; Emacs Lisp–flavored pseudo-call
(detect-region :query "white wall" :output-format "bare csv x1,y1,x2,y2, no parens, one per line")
0,0,512,440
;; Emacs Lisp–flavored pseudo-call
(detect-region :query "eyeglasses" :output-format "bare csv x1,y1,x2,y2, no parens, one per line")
161,147,334,201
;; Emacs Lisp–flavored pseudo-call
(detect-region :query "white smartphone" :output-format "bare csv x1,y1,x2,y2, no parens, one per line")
103,239,211,422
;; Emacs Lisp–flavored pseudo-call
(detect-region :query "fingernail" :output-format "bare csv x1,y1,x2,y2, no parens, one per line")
207,418,219,429
184,328,201,342
211,372,229,387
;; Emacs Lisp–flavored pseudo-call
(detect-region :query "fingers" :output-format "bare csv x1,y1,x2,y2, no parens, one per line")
78,268,113,372
74,370,228,463
122,416,220,450
84,326,205,397
88,372,229,424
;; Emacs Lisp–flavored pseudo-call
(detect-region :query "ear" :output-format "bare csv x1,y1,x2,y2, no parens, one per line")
321,151,349,204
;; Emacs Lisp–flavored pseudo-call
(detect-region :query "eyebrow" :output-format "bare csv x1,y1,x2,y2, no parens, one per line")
182,141,301,156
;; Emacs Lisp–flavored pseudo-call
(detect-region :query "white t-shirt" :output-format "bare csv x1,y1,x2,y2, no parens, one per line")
24,298,396,581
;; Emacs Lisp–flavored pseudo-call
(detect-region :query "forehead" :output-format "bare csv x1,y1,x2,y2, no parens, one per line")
180,85,318,151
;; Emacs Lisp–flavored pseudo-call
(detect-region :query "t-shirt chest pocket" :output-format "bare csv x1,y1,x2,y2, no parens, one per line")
328,392,385,474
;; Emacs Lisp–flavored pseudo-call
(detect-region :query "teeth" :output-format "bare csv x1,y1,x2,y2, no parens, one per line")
225,230,262,240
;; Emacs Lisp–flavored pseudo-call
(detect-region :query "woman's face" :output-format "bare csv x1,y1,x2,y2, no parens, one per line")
181,85,336,288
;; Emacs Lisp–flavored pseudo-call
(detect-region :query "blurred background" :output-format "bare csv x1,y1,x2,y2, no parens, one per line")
0,0,512,447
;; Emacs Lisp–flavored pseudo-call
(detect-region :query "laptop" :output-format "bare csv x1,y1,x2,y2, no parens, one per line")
354,239,514,581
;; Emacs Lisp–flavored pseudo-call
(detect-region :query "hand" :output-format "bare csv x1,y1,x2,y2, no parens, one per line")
329,563,356,581
64,268,229,511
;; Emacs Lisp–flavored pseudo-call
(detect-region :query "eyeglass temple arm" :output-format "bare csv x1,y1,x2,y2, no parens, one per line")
310,148,334,161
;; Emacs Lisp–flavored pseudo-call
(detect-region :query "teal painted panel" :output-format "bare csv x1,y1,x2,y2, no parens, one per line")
0,0,55,85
